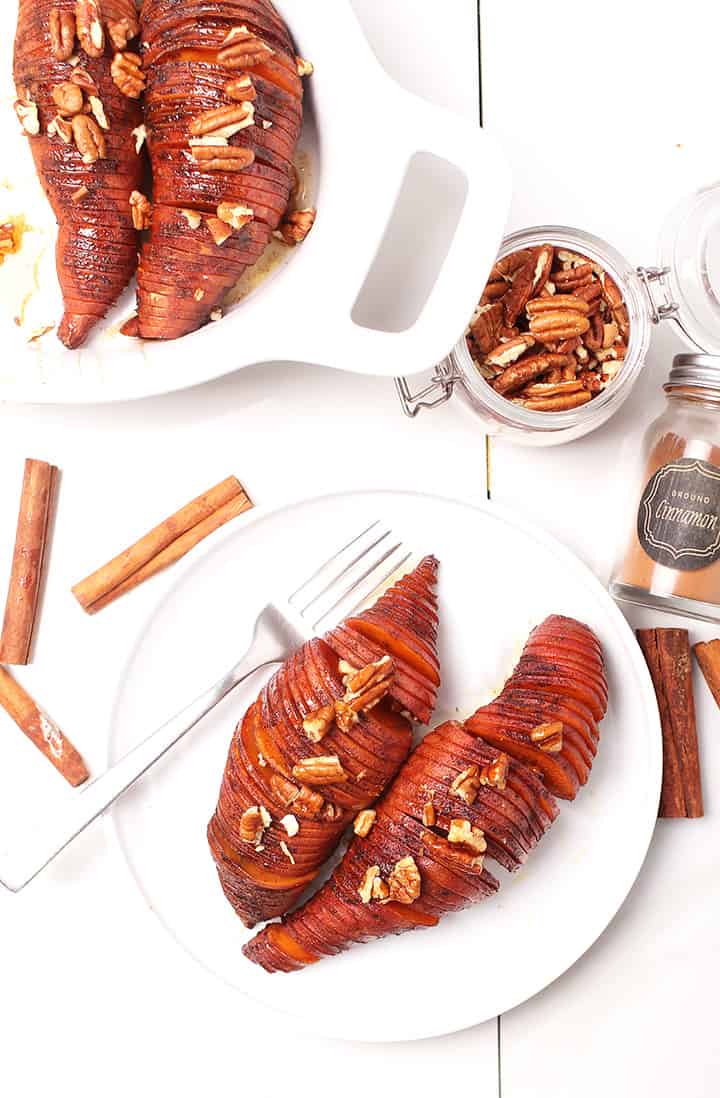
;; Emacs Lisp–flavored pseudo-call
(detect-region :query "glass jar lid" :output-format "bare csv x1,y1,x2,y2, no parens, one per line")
659,181,720,354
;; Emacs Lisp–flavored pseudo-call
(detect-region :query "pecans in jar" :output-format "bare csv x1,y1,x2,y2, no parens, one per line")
467,245,630,412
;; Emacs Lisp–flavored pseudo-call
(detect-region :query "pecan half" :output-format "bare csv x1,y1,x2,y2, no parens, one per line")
70,67,98,94
387,856,421,904
468,302,503,355
50,8,76,60
450,764,481,805
111,51,145,98
276,208,317,246
522,391,592,412
52,81,85,116
492,353,572,396
75,0,105,58
72,114,106,162
219,25,275,69
503,245,554,325
480,278,510,305
106,13,140,51
292,755,348,785
190,102,255,139
353,809,376,837
484,333,535,370
528,307,590,343
129,190,151,230
190,144,255,173
554,262,593,290
529,720,564,753
302,703,335,743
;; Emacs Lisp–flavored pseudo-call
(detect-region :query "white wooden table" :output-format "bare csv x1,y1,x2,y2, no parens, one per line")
1,3,719,1095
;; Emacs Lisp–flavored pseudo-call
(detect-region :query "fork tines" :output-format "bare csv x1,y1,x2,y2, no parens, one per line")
289,520,411,631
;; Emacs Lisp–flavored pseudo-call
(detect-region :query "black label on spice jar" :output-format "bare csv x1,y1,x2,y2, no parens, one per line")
638,458,720,571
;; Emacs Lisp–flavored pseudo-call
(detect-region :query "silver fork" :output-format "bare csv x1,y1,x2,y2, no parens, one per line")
0,522,411,894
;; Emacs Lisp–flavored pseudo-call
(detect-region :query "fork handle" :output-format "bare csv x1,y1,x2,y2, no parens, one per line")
0,644,282,894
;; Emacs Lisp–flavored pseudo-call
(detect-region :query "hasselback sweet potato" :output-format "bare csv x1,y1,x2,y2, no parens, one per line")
208,557,440,928
137,0,304,339
466,615,607,799
243,615,605,973
13,0,144,348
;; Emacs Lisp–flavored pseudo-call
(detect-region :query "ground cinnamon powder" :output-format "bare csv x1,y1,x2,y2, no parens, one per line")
616,428,720,603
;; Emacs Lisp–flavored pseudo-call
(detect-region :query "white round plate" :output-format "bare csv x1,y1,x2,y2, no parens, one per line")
108,490,661,1042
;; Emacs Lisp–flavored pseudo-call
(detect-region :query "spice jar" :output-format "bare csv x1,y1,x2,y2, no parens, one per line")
610,356,720,622
396,183,720,446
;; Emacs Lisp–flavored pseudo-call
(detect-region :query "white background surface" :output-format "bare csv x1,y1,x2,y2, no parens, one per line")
1,1,719,1095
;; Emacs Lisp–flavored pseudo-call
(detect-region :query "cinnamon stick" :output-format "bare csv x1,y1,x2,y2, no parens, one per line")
693,639,720,710
0,459,57,665
636,628,703,818
72,476,253,613
0,666,89,786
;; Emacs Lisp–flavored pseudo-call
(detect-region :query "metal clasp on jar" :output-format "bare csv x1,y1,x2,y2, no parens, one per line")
636,266,680,324
395,356,461,418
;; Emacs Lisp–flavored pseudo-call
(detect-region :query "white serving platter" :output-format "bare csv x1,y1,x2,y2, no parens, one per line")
107,490,662,1041
0,1,511,403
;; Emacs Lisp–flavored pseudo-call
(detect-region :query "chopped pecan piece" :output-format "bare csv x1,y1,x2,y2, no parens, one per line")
217,202,254,230
129,191,151,230
450,764,481,805
75,0,105,57
206,216,233,246
50,8,76,60
421,799,436,827
0,223,15,256
219,25,275,68
280,813,299,837
111,52,145,98
279,840,296,864
48,114,74,143
530,720,564,753
296,56,314,76
71,185,89,203
335,654,394,732
238,805,271,846
131,124,147,153
225,75,257,102
52,81,84,116
358,865,380,903
70,67,98,94
353,809,376,837
292,755,348,785
71,114,106,163
387,856,421,904
302,703,335,743
14,96,40,137
88,95,108,130
447,819,487,862
372,876,390,901
479,753,509,790
276,208,316,246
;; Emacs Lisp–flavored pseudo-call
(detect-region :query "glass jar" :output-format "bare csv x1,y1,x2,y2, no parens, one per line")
610,355,720,622
396,183,720,446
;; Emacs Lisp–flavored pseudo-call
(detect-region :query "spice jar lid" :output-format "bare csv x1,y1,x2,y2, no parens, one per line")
659,182,720,354
665,353,720,392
